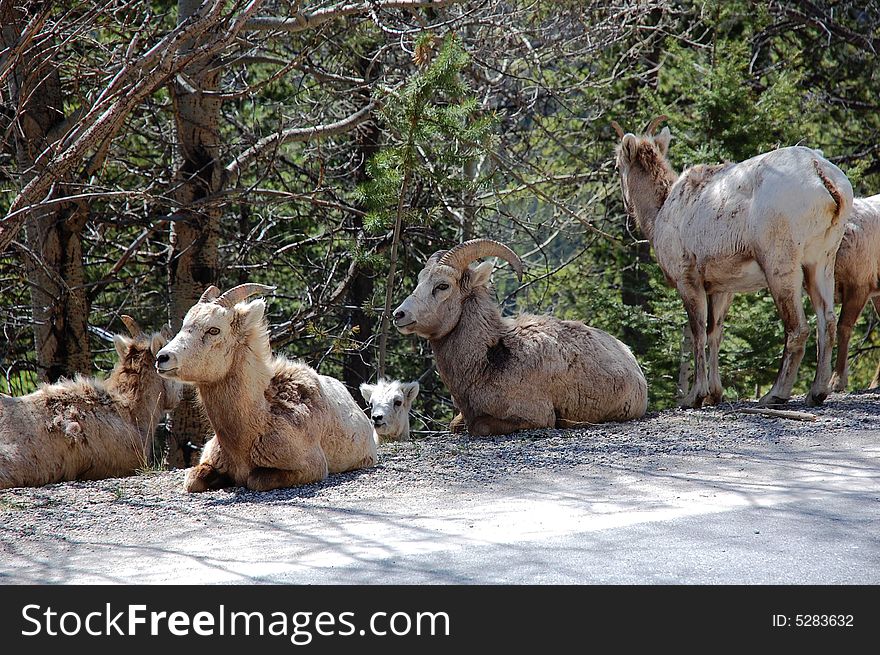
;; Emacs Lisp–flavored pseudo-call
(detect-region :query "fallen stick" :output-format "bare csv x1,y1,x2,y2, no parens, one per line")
734,407,817,422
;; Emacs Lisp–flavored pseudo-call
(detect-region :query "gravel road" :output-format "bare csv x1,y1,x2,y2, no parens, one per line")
1,392,878,584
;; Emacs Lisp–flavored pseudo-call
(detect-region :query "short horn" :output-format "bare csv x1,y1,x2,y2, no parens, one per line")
643,114,668,136
199,285,221,303
216,283,276,308
438,239,523,281
120,315,143,337
611,120,625,138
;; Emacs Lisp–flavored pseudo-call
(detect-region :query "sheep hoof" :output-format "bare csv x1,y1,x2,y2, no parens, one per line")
184,463,230,493
830,375,846,393
757,394,788,407
449,413,467,434
805,391,827,407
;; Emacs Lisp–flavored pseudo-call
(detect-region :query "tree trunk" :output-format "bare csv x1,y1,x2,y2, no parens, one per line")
164,0,222,467
1,2,91,382
619,5,663,357
343,52,381,402
620,240,653,356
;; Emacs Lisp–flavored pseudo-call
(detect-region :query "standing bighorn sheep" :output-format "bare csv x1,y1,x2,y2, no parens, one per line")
393,239,648,436
0,317,181,489
155,284,377,492
614,116,853,408
830,194,880,391
359,378,420,443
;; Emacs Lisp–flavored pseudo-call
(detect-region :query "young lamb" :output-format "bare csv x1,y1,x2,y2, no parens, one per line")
359,378,420,443
0,317,182,489
830,194,880,391
392,239,648,436
614,116,852,408
155,284,378,492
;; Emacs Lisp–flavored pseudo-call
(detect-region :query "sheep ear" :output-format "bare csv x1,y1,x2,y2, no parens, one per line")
237,298,266,332
620,133,639,159
150,333,166,356
160,322,175,340
469,260,494,288
113,334,130,359
359,383,375,403
402,381,420,403
654,126,672,156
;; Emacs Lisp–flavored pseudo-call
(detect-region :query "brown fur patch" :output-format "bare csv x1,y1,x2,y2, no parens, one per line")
632,139,675,206
813,159,843,223
265,361,322,425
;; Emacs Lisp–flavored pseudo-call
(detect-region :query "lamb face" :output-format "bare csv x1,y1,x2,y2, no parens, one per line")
360,379,419,441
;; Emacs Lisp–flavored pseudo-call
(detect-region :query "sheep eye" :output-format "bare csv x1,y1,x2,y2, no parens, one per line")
394,399,403,407
206,327,220,336
434,282,450,293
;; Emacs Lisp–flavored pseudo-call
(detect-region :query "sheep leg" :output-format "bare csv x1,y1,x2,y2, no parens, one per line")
870,296,880,389
803,262,838,405
469,415,541,436
184,436,233,493
246,463,326,491
247,446,329,491
184,463,233,493
449,413,467,433
760,269,808,406
678,284,709,409
677,322,693,400
706,292,734,405
830,288,869,392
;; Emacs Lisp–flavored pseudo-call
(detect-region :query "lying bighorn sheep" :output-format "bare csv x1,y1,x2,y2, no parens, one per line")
359,378,420,443
830,194,880,391
392,239,648,436
155,284,377,492
614,116,852,407
0,317,181,489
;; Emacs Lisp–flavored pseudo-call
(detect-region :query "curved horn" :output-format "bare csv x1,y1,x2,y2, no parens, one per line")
216,283,276,309
642,114,668,136
426,249,447,265
120,315,143,337
438,239,523,281
199,285,221,303
611,120,625,139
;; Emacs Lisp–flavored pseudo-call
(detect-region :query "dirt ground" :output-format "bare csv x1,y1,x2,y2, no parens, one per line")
1,392,878,584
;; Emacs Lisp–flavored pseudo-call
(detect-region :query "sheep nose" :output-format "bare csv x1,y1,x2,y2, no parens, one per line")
393,309,405,320
372,414,384,424
157,353,170,365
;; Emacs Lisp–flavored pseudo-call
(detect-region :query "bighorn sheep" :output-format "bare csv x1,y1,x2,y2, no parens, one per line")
0,317,181,489
392,239,648,436
830,194,880,391
613,116,853,407
155,284,377,492
359,378,420,443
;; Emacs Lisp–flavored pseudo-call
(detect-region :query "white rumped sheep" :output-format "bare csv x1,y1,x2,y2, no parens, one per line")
613,116,853,408
392,239,648,436
830,194,880,391
155,284,377,492
0,317,182,489
359,378,420,443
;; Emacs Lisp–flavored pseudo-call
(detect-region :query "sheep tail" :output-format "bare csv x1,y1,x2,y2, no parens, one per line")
813,158,843,224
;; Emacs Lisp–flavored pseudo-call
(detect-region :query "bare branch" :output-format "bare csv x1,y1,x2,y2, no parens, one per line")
0,0,266,253
245,0,464,33
224,101,376,183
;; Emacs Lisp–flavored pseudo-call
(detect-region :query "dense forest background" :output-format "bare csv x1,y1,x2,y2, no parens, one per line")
2,0,879,464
